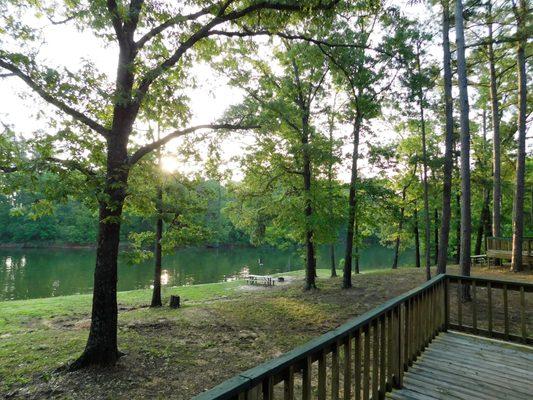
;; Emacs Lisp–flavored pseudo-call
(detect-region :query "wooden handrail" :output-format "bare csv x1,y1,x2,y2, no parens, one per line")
193,274,531,399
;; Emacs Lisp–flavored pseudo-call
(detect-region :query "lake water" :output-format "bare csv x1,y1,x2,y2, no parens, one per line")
0,245,414,300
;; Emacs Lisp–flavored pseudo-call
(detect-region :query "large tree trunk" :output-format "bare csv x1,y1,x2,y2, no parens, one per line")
455,192,461,265
392,188,407,270
330,244,337,277
416,47,431,281
511,0,527,272
414,207,421,269
437,0,454,274
71,134,130,369
455,0,472,299
434,208,439,265
343,118,361,288
487,0,502,239
328,112,337,278
354,217,360,274
302,117,317,290
151,185,163,307
475,190,490,255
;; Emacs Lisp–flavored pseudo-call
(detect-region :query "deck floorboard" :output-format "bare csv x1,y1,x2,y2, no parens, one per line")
387,331,533,400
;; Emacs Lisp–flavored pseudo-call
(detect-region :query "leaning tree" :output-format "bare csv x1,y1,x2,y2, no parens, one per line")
0,0,340,368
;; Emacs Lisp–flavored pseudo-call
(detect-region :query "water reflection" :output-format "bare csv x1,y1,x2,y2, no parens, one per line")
0,245,415,300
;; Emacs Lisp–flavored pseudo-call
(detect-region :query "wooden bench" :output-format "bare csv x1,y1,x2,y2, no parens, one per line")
245,275,275,287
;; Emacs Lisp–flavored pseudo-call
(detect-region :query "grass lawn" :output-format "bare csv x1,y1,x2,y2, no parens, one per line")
0,265,531,399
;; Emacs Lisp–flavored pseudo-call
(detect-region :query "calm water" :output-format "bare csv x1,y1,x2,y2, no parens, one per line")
0,245,414,300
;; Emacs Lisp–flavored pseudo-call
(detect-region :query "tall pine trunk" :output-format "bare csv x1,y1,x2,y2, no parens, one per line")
511,0,527,272
455,0,472,296
151,185,164,307
343,118,361,288
414,207,421,269
455,192,461,264
434,208,439,265
487,0,502,239
475,190,490,256
392,188,407,270
437,0,454,274
416,46,431,281
330,244,337,277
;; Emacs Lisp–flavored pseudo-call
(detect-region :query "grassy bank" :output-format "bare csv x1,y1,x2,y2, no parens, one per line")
1,266,531,399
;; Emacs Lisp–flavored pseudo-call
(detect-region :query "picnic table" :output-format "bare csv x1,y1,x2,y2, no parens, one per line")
245,274,276,286
471,254,487,265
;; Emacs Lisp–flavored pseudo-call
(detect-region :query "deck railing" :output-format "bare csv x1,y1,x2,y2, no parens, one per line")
447,275,533,345
193,274,531,400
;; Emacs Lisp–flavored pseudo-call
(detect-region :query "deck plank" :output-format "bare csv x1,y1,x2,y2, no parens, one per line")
388,332,533,400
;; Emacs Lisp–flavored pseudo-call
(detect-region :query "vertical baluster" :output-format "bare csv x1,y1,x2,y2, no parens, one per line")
487,282,493,336
354,330,361,400
372,320,379,400
412,296,418,357
444,277,450,332
331,342,339,400
344,335,352,400
397,306,403,388
363,325,370,400
263,376,274,400
386,311,393,391
318,350,326,400
472,281,477,333
457,279,463,328
284,366,294,400
247,385,260,400
404,299,410,366
302,356,311,400
379,316,386,398
520,286,527,342
503,284,509,340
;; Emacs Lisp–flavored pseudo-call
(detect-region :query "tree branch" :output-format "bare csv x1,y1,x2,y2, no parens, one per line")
107,0,125,46
0,59,111,137
134,1,339,108
129,123,258,165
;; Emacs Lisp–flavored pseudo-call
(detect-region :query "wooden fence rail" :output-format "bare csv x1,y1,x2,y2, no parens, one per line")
193,274,531,400
446,274,533,345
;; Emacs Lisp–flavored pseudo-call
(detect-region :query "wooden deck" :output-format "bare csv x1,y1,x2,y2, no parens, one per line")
387,331,533,400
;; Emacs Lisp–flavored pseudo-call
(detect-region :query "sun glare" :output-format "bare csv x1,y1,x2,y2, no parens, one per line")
160,156,179,173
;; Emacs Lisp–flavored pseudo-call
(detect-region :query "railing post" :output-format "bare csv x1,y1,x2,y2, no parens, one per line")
443,276,450,332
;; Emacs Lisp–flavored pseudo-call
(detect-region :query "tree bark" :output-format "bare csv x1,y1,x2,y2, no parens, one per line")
302,114,317,289
416,46,431,281
455,0,472,299
487,0,502,239
70,134,130,369
414,207,421,269
475,189,490,256
343,117,361,288
151,185,163,307
392,188,407,270
434,208,439,265
455,192,461,265
330,244,337,277
437,0,454,274
511,0,527,272
354,217,360,274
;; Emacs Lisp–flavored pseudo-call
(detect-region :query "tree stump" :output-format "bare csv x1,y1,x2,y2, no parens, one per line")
169,295,180,309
